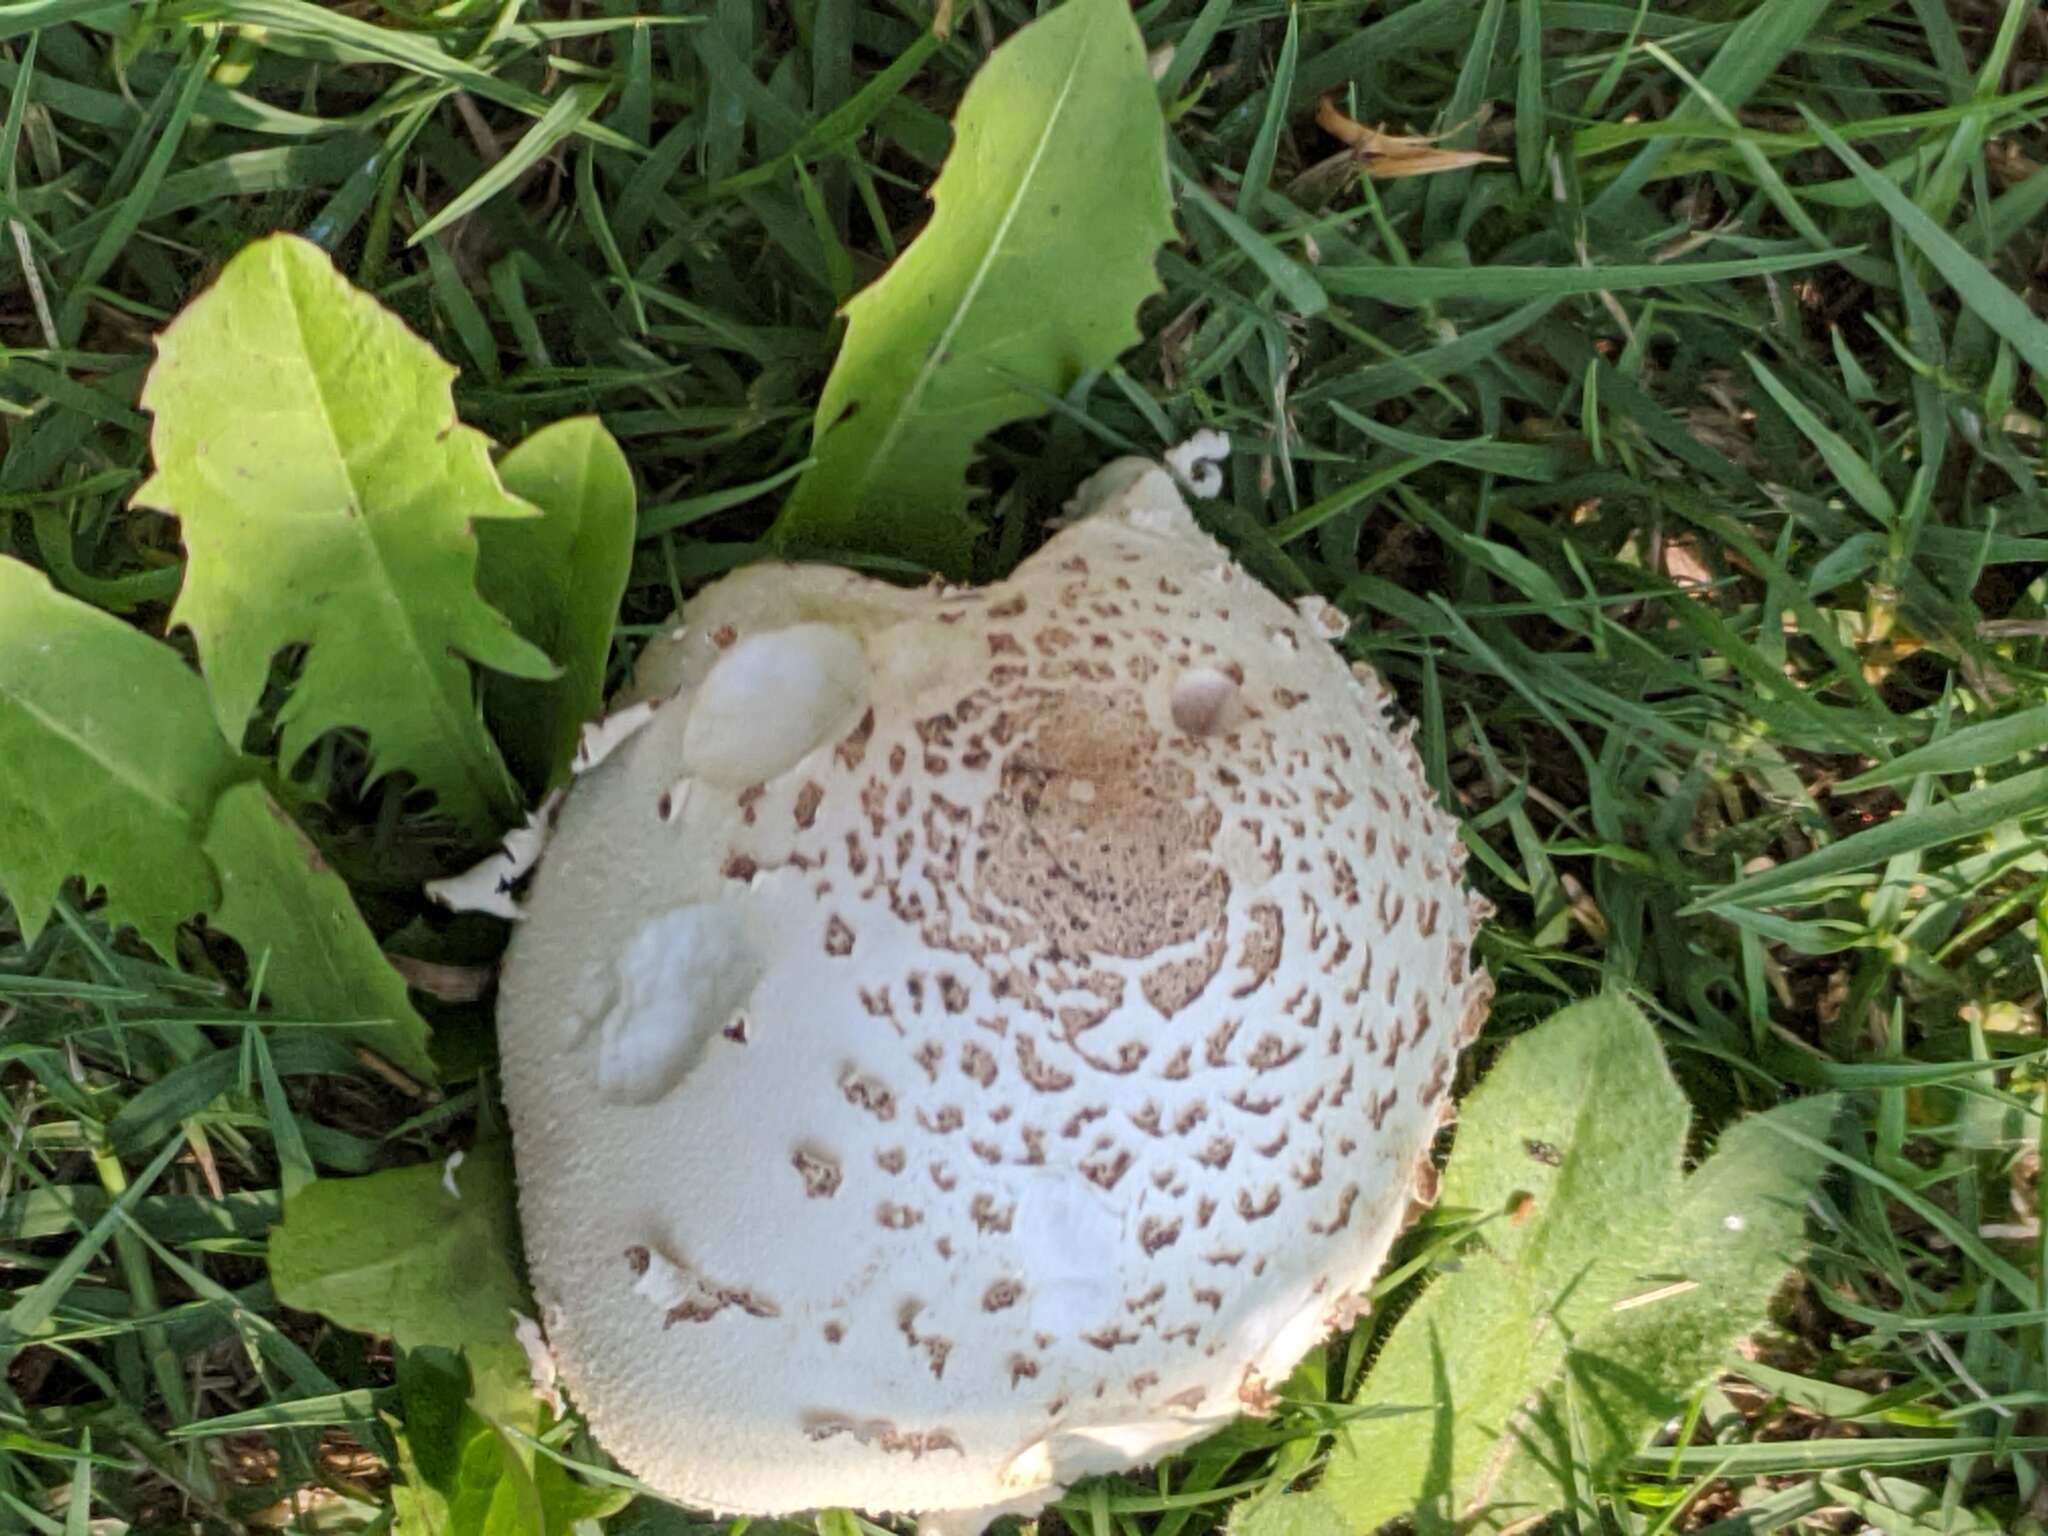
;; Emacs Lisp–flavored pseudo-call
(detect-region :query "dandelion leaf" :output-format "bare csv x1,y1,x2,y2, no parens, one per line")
202,780,436,1082
0,555,245,956
772,0,1173,574
136,233,553,833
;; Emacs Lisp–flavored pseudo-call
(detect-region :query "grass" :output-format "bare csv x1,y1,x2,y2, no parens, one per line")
3,0,2048,1531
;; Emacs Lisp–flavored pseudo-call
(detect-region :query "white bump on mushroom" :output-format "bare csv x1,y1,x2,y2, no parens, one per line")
1009,1169,1121,1340
1044,1419,1208,1480
1170,666,1241,738
1058,456,1153,526
1119,466,1197,532
679,622,867,786
627,1246,694,1311
1061,457,1193,534
495,453,1490,1524
595,904,764,1105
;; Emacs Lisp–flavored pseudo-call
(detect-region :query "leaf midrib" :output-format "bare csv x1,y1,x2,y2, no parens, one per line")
0,681,216,834
277,247,505,820
847,6,1105,511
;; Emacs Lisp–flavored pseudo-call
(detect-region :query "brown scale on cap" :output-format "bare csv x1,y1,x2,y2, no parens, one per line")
494,455,1492,1526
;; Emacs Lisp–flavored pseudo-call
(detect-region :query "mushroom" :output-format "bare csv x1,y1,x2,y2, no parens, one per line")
494,453,1492,1523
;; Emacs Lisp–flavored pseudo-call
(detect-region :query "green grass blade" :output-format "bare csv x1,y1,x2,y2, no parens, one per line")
1802,108,2048,379
1687,765,2048,912
410,83,609,247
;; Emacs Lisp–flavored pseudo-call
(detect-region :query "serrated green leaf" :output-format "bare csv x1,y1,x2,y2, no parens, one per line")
0,554,247,957
135,232,555,833
477,416,636,796
771,0,1172,574
269,1142,527,1363
531,1453,634,1529
391,1349,470,1536
202,780,436,1082
1476,1094,1839,1529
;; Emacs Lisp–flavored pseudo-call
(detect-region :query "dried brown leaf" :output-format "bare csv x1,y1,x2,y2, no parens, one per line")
1312,94,1505,179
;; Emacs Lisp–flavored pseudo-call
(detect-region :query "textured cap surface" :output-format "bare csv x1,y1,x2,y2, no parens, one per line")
496,460,1491,1519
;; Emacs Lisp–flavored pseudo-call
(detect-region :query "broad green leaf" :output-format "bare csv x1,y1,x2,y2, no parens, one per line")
1477,1095,1839,1529
1281,995,1690,1536
269,1142,528,1367
0,555,247,957
202,780,436,1083
390,1348,541,1536
1227,1482,1354,1536
530,1451,634,1529
390,1350,633,1536
136,232,555,833
477,417,637,795
771,0,1172,573
1240,998,1832,1536
391,1349,471,1536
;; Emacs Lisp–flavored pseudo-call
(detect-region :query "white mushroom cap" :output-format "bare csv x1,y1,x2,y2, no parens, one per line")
495,458,1491,1521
